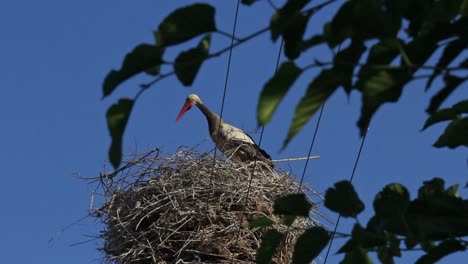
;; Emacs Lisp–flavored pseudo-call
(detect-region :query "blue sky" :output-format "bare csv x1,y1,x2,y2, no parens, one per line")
1,1,466,263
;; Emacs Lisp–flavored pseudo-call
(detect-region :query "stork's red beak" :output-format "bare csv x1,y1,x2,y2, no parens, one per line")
176,101,194,122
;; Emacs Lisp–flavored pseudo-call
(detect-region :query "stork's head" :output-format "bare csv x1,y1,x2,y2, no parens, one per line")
176,94,202,122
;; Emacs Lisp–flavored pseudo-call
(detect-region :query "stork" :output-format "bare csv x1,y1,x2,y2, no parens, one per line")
176,94,273,167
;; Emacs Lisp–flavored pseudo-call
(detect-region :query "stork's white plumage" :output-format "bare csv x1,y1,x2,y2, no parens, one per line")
176,94,272,166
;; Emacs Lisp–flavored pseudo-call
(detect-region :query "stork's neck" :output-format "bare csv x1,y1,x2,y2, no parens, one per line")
196,103,222,134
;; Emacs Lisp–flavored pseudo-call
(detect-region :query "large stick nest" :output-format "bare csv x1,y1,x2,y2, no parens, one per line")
88,148,323,264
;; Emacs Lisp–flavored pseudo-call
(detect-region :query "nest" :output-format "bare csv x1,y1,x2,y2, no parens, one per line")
88,148,323,264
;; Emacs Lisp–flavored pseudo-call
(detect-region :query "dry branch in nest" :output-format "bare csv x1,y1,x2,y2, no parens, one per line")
88,148,324,264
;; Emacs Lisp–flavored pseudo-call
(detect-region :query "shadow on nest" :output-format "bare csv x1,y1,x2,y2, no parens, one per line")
87,148,324,264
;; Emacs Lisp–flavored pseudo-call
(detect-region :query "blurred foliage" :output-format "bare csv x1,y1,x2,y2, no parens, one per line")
103,0,467,167
256,178,467,263
103,0,468,263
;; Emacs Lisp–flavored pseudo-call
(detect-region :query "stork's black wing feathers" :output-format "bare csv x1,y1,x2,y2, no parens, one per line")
256,145,271,160
222,139,273,168
241,132,271,160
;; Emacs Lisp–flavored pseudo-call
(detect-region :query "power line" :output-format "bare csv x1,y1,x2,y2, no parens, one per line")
230,34,284,264
323,126,370,263
246,31,284,169
290,40,370,263
209,0,241,188
297,104,326,191
241,37,284,214
296,41,343,192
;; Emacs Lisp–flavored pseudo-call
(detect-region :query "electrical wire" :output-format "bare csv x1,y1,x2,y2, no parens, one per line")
229,33,285,264
323,126,370,263
297,104,326,192
209,0,241,188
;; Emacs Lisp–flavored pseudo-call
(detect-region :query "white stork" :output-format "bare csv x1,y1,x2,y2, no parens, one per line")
176,94,272,167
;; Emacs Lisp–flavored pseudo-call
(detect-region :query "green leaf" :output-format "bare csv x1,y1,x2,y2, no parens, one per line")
292,227,330,264
423,99,468,129
337,239,359,254
426,74,466,114
407,213,468,241
388,233,402,257
355,39,401,125
270,0,310,41
374,183,410,220
174,34,211,86
283,14,310,60
461,0,468,16
416,240,466,264
155,3,216,47
333,39,366,93
415,189,464,217
365,216,381,233
397,41,413,67
103,44,164,98
143,65,161,76
273,193,312,217
453,99,468,113
325,181,365,218
352,224,386,248
377,247,396,264
250,216,274,228
418,178,445,199
301,34,326,51
285,69,340,147
356,33,439,135
355,33,438,135
241,0,259,5
460,58,468,68
425,38,467,91
404,27,445,65
377,233,401,264
337,224,386,253
422,108,459,130
356,38,401,82
283,215,297,227
407,178,468,240
340,246,373,264
257,62,302,125
404,0,430,37
325,1,353,46
256,229,283,264
352,0,401,39
385,0,411,18
420,240,436,252
106,99,134,169
373,183,411,237
325,0,400,47
445,184,460,198
357,69,411,136
434,117,468,148
428,0,464,22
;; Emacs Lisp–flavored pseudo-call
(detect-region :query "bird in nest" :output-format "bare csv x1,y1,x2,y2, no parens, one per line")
176,94,273,168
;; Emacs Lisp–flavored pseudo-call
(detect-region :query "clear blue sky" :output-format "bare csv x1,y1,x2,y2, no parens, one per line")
1,1,466,263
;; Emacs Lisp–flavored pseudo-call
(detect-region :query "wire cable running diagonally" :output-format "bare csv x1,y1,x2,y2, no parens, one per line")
297,104,326,192
242,37,284,210
296,41,343,192
323,126,370,263
229,37,284,264
209,0,241,188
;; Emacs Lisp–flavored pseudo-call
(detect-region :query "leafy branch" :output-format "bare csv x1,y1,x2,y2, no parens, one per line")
254,178,468,264
102,1,341,168
101,1,468,263
139,26,270,91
